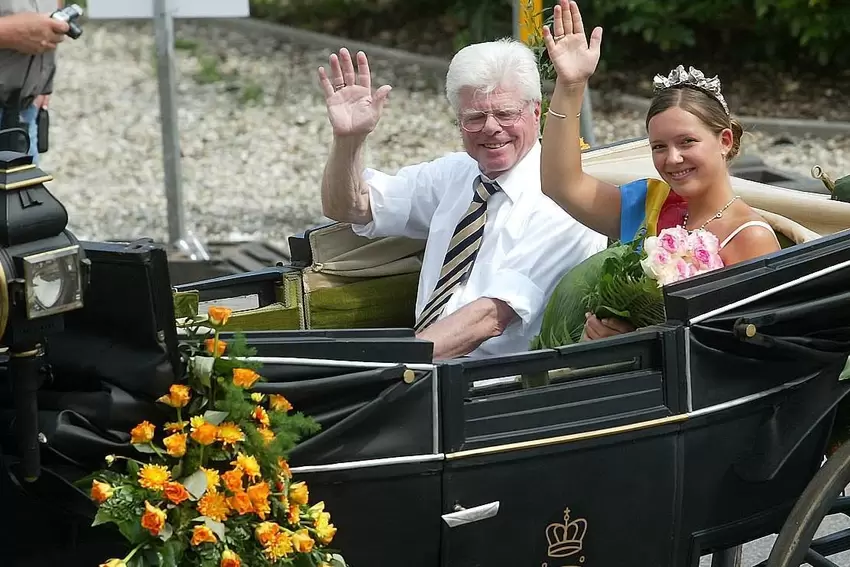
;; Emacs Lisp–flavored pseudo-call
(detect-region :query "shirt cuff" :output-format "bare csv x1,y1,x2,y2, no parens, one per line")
479,268,544,331
350,168,413,239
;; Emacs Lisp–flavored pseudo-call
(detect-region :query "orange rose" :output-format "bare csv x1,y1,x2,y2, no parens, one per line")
90,479,114,504
163,432,187,458
292,529,315,553
191,525,218,546
289,481,309,506
205,338,227,356
269,394,293,412
221,468,244,493
228,491,253,515
255,521,280,546
190,417,218,446
164,481,190,505
288,503,300,525
207,306,232,326
247,481,271,520
220,549,241,567
232,368,260,388
130,420,155,444
157,384,191,408
141,501,167,536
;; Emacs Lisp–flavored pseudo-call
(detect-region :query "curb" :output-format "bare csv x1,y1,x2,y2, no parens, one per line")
203,17,850,140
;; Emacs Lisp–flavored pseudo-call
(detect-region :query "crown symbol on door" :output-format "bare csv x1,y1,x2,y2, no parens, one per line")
546,508,587,558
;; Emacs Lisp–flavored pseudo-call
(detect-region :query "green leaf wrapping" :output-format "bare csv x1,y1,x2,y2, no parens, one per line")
530,239,666,351
530,245,628,349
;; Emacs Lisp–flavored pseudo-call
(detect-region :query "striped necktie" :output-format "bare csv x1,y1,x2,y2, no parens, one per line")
414,177,501,332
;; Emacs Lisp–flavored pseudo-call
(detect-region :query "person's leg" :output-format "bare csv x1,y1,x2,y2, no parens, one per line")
18,104,40,163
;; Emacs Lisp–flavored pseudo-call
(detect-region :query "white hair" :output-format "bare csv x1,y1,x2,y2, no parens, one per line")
445,38,542,113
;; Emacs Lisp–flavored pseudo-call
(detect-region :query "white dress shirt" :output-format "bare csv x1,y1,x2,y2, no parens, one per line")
351,142,608,357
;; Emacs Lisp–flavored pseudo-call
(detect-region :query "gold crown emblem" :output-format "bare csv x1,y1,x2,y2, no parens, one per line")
546,508,587,558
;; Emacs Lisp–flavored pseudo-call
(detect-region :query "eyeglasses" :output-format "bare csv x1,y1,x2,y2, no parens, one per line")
458,107,525,132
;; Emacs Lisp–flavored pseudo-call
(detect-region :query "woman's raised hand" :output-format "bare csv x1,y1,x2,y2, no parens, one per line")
318,48,392,139
542,0,603,89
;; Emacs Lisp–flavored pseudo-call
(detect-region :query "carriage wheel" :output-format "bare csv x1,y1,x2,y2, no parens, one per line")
766,440,850,567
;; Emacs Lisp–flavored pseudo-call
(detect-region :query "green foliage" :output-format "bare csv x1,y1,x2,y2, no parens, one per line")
251,0,850,67
583,239,665,329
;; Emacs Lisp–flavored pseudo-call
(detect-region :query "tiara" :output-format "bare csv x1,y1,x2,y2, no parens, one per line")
652,65,729,115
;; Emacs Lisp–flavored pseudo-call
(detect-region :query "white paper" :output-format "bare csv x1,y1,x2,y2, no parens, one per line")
441,501,500,528
86,0,250,19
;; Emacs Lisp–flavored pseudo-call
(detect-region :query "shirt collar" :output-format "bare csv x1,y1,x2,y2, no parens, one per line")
478,141,541,204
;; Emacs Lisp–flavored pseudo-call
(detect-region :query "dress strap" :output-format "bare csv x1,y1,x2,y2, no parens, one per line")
720,220,778,249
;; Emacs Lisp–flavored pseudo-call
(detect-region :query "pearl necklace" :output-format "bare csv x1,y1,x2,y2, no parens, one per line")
683,196,740,231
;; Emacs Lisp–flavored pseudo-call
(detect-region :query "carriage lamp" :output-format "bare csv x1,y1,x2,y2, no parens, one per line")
0,133,89,482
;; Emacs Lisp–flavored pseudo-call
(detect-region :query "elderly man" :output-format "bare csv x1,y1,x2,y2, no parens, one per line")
0,0,69,158
317,39,607,359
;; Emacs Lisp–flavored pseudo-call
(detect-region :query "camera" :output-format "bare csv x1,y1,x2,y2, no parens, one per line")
50,4,84,40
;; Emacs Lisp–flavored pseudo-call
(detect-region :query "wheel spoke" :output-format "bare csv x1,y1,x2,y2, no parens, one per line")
804,548,840,567
811,526,850,556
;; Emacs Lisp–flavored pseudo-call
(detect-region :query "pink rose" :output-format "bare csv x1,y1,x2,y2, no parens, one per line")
674,258,693,280
659,230,685,254
693,247,712,267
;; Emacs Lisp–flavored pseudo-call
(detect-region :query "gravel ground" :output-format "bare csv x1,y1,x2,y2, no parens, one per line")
38,20,850,249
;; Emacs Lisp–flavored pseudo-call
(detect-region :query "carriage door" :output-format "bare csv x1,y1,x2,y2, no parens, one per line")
438,329,684,567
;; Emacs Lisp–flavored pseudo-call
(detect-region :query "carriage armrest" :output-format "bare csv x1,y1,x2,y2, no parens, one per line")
734,363,850,483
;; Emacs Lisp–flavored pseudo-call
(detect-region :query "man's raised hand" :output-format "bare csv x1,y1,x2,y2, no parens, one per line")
318,48,392,139
542,0,603,90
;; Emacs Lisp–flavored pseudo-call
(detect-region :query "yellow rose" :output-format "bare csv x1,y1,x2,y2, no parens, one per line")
130,420,155,444
232,368,260,389
90,479,114,504
289,481,309,506
207,306,232,326
141,501,167,536
163,432,187,458
100,559,127,567
220,549,241,567
292,529,315,553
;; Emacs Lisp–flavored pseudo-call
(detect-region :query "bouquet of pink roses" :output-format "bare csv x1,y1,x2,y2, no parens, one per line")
640,227,725,286
532,225,726,351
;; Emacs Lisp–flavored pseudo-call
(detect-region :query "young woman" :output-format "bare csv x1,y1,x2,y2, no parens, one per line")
540,0,781,340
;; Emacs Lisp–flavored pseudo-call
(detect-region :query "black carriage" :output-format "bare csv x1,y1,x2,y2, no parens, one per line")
3,141,850,567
